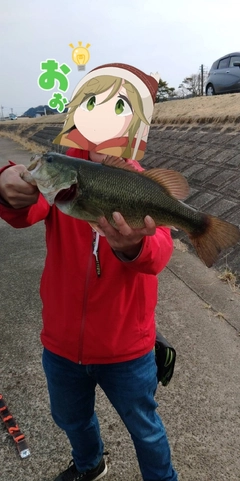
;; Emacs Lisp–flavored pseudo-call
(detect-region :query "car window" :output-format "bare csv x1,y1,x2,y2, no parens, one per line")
230,55,240,67
218,57,230,69
211,61,218,71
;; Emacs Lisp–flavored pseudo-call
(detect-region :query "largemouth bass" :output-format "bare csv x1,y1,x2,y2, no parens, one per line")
21,152,240,268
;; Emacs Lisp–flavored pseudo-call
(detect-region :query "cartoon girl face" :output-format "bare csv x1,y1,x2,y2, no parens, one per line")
74,80,134,144
53,64,159,160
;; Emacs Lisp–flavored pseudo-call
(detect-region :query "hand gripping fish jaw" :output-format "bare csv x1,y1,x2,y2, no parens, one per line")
21,152,78,206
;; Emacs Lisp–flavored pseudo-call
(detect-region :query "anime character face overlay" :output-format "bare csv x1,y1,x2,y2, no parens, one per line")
74,81,133,144
53,63,159,160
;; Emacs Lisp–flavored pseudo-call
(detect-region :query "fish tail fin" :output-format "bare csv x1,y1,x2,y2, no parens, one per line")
189,215,240,268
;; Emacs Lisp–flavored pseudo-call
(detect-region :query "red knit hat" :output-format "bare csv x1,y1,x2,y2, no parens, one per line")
90,63,159,102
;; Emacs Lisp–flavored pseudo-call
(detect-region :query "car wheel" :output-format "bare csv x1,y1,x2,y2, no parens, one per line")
206,84,215,96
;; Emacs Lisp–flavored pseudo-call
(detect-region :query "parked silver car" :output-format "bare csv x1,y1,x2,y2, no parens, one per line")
205,52,240,96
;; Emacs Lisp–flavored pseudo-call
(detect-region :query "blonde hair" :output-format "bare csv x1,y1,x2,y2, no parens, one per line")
54,75,150,158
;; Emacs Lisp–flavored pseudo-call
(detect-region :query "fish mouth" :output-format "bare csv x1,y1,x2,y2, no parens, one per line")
54,184,77,203
28,154,43,171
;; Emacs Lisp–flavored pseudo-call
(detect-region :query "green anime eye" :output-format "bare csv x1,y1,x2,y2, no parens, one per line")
115,97,132,116
87,96,96,111
115,99,124,115
80,96,96,111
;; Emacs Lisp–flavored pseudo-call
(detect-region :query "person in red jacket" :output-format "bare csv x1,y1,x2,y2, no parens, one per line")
0,62,178,481
0,149,177,481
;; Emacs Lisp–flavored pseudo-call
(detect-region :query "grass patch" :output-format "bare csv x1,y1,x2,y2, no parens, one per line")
153,92,240,127
0,130,46,153
218,268,239,293
0,93,240,151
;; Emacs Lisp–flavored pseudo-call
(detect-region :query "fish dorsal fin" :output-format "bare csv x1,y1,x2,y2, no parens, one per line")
142,169,189,200
102,156,139,173
102,157,189,200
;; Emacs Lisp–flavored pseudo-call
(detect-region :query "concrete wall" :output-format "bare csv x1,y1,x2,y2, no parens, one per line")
143,125,240,279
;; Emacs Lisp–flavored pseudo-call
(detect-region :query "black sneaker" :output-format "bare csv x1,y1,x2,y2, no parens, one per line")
54,457,107,481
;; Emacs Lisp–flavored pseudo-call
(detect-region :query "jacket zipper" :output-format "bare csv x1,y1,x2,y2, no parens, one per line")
92,231,101,277
78,229,100,363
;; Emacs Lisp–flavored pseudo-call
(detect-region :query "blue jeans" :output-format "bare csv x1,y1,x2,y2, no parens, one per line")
42,348,178,481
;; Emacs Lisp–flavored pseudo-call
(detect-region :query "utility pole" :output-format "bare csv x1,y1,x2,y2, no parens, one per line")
1,105,4,119
200,64,204,96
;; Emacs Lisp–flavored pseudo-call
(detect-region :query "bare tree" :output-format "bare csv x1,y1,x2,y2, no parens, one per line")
178,74,201,97
178,66,209,97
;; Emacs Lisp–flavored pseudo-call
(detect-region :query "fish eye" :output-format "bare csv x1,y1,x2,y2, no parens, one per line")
46,156,53,163
80,95,96,112
115,98,132,116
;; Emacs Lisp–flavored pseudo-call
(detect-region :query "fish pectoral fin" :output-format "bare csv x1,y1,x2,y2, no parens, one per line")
102,156,139,172
83,203,105,220
142,169,189,200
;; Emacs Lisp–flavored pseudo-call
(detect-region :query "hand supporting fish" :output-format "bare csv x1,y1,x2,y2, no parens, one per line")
97,212,157,260
21,152,240,268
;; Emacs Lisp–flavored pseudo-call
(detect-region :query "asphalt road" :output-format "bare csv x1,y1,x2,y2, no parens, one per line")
0,138,240,481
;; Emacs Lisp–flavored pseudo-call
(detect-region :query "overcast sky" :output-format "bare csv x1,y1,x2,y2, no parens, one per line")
0,0,239,116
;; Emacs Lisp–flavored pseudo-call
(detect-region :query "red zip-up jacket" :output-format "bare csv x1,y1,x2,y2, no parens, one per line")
0,148,173,364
